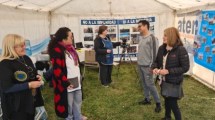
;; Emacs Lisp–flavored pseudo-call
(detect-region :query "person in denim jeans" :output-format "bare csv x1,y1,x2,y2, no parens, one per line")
48,27,87,120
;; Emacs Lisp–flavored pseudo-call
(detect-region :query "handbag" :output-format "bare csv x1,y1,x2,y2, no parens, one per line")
68,77,79,89
161,81,184,99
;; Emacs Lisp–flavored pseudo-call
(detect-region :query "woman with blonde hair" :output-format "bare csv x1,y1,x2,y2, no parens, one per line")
0,34,44,120
152,27,190,120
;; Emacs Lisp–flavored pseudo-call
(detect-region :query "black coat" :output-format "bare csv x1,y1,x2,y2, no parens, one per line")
0,55,44,120
152,44,190,84
94,36,120,63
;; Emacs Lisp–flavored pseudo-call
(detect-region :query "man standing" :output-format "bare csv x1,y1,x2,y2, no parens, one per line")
137,20,161,112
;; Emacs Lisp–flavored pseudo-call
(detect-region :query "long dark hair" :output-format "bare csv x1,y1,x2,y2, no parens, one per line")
48,27,71,54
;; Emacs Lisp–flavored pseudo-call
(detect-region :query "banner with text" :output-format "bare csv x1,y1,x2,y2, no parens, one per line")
80,17,156,61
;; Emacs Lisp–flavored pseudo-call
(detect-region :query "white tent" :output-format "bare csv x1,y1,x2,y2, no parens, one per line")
0,0,215,89
0,0,215,43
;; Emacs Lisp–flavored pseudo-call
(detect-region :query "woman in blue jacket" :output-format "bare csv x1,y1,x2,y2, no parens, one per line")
94,25,121,87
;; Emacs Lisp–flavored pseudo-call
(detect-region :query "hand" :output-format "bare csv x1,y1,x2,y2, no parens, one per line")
36,75,44,85
36,75,42,81
153,68,159,74
159,69,169,75
29,81,42,89
107,49,112,53
67,85,74,90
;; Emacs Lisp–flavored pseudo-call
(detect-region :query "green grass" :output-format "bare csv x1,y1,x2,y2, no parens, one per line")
42,64,215,120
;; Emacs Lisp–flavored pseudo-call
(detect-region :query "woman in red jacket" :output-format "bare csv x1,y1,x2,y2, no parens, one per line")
48,27,86,120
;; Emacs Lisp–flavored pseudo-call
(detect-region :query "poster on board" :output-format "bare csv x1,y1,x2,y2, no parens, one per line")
194,11,215,72
80,17,156,61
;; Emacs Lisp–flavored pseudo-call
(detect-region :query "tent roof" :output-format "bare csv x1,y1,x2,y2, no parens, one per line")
156,0,215,10
0,0,215,13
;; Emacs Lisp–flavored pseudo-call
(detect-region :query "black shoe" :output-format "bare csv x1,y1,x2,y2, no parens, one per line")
161,117,171,120
155,105,161,113
155,103,161,113
138,98,151,105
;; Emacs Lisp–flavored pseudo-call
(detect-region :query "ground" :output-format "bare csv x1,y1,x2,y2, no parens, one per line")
42,64,215,120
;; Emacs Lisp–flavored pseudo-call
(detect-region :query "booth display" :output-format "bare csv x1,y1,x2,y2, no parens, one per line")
81,17,155,61
194,11,215,72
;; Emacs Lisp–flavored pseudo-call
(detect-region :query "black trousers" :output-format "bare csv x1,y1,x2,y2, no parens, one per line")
99,64,113,85
10,111,34,120
164,97,181,120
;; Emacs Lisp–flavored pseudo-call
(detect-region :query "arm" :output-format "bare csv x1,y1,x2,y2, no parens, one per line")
0,62,29,93
167,46,190,75
151,51,159,69
94,38,108,54
5,83,29,93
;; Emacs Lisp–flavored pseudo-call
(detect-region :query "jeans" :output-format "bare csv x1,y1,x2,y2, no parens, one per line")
138,65,160,103
65,90,82,120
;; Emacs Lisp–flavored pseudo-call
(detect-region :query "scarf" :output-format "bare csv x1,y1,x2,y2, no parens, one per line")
58,42,78,66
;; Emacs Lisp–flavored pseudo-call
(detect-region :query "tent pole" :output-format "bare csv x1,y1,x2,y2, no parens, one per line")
48,11,52,35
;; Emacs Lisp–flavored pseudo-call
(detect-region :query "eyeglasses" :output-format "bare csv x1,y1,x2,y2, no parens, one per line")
14,43,26,48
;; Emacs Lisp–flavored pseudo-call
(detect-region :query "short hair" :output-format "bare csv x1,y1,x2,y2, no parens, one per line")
164,27,183,47
98,25,108,35
138,20,150,30
0,34,25,61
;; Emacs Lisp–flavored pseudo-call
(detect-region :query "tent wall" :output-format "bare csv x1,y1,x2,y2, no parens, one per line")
175,8,215,89
50,12,175,46
0,5,50,49
50,14,80,44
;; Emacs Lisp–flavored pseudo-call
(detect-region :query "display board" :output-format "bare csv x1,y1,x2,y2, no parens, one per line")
80,17,155,61
175,10,201,74
194,11,215,72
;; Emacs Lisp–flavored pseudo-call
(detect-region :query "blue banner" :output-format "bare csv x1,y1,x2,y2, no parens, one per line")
194,11,215,71
81,17,155,25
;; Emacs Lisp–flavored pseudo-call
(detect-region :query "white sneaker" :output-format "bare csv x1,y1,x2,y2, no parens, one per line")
81,115,87,120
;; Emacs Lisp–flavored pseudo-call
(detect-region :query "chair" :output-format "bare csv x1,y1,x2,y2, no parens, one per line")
83,50,99,80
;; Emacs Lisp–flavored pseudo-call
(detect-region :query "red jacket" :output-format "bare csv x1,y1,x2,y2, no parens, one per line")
49,44,70,118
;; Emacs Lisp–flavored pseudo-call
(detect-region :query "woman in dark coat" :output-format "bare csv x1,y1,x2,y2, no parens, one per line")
0,34,44,120
94,25,121,87
152,27,190,120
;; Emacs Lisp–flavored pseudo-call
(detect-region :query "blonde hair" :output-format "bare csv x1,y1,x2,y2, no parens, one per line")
164,27,183,47
0,34,25,61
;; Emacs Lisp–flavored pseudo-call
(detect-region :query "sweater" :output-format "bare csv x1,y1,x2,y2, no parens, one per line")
137,34,158,66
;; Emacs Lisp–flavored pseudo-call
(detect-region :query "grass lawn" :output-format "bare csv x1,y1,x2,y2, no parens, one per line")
42,63,215,120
